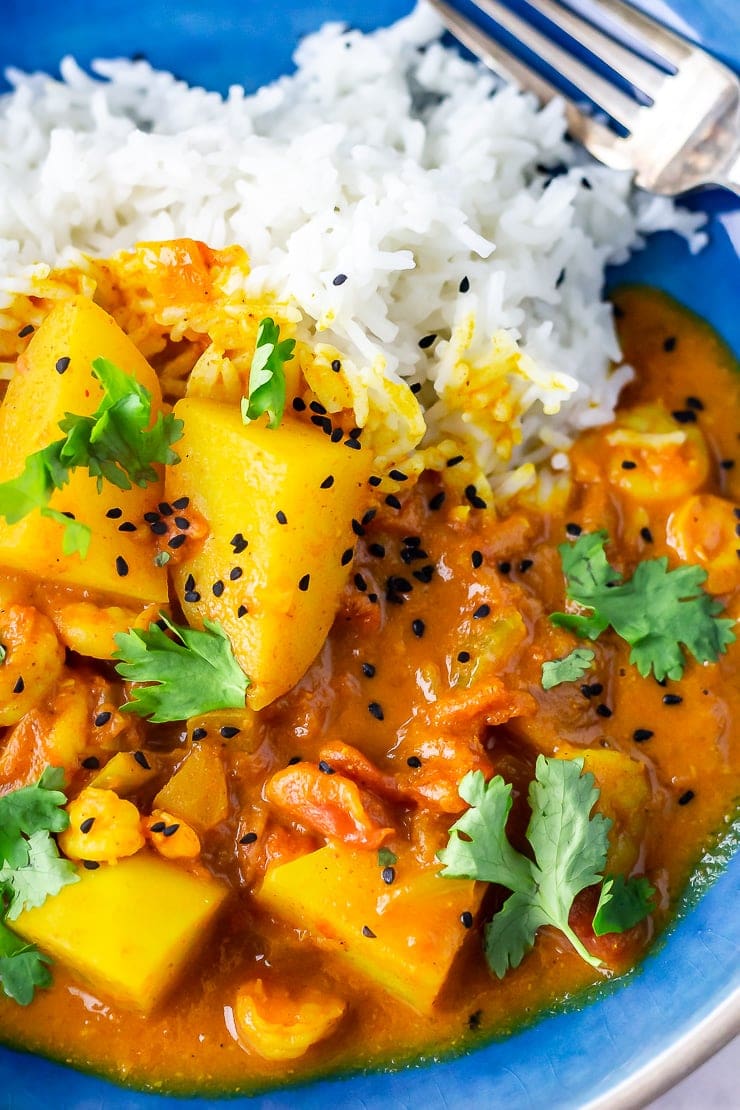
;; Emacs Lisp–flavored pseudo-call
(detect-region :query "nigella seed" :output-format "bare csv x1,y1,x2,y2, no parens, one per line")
633,728,654,742
388,469,408,483
237,605,248,618
331,428,343,443
385,494,401,510
276,510,288,525
678,789,695,806
309,401,327,415
354,573,367,592
460,911,474,929
172,496,190,510
162,824,180,838
382,866,395,885
83,860,100,870
410,382,422,394
519,559,533,573
473,604,490,619
106,507,123,519
349,428,362,440
621,460,637,470
413,565,434,583
212,580,225,597
407,755,421,768
12,676,24,694
663,336,677,352
150,821,166,834
596,704,612,718
464,484,487,509
174,516,190,530
288,755,302,765
351,519,365,537
459,276,470,293
185,574,196,592
332,273,348,286
720,459,735,470
220,726,240,739
446,455,464,468
240,832,258,845
298,574,311,591
672,409,697,424
320,475,335,489
144,511,160,524
55,356,71,374
368,702,384,721
94,711,112,727
457,651,471,663
331,359,342,373
151,520,168,535
344,437,361,450
641,527,654,543
388,576,412,594
685,395,704,410
158,502,173,517
311,415,332,433
229,567,243,581
168,533,187,549
428,491,446,511
368,475,382,488
362,925,376,938
184,591,201,603
318,760,335,775
663,693,683,706
341,548,354,567
18,324,34,338
418,333,437,349
118,521,137,532
80,817,95,834
369,543,385,558
362,662,376,678
292,397,307,412
498,561,511,575
192,727,208,741
411,619,425,638
115,556,129,577
471,550,483,569
566,522,582,536
134,750,151,770
81,756,100,769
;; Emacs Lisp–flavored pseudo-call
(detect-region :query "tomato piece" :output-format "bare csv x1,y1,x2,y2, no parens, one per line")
265,763,395,850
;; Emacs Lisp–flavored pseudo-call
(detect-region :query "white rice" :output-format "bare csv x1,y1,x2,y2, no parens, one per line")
0,2,707,497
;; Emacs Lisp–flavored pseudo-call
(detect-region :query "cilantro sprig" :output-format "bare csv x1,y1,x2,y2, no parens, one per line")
0,357,183,557
241,318,295,430
438,757,654,977
114,613,250,723
551,531,735,682
541,647,595,690
0,767,78,1006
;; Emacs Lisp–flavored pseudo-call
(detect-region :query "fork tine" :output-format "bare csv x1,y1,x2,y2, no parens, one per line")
581,0,690,69
527,0,666,100
472,0,640,129
426,0,628,162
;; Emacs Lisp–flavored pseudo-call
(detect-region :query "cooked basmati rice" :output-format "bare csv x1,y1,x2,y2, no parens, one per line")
0,2,707,499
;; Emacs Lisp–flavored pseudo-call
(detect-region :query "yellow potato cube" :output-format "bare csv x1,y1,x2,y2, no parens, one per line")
153,744,229,831
256,844,483,1015
13,851,226,1013
0,297,168,605
166,398,370,708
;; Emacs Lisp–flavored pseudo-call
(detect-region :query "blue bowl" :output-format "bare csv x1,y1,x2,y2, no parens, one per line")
1,2,738,1106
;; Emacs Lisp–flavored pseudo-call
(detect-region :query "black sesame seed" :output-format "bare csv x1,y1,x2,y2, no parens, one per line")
151,520,168,535
333,273,348,286
640,527,654,543
212,580,225,597
168,533,187,549
81,756,100,769
362,925,376,938
331,428,343,443
621,460,637,470
385,494,401,510
12,676,24,694
158,502,173,516
237,604,248,618
344,437,361,450
80,817,96,834
292,397,307,412
663,693,683,706
678,789,695,806
460,911,474,929
162,824,180,838
368,702,384,721
459,276,470,293
220,726,240,739
331,359,342,373
519,559,533,573
82,860,100,870
566,522,582,536
446,455,464,468
354,573,368,592
498,561,511,575
115,556,129,577
457,651,471,663
318,760,335,775
362,662,376,678
663,336,677,352
473,604,490,619
184,591,201,603
382,866,395,885
412,618,425,638
428,491,446,511
18,324,34,338
368,475,382,488
471,550,483,569
596,704,612,718
672,409,697,424
106,507,123,519
229,567,243,581
133,750,151,770
240,832,259,845
172,496,190,510
192,727,208,741
298,574,310,591
55,356,70,374
94,711,112,727
418,333,437,349
309,400,327,415
407,755,421,768
633,728,654,742
320,475,335,489
369,543,386,558
276,510,288,525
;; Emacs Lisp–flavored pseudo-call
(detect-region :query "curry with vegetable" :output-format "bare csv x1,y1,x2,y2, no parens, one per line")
0,245,737,1093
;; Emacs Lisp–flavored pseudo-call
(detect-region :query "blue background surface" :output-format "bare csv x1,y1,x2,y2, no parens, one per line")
1,1,738,1107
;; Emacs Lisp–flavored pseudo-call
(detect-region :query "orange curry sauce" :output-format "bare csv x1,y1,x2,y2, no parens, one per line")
0,287,738,1093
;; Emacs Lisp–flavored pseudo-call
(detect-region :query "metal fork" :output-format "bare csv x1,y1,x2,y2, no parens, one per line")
426,0,740,195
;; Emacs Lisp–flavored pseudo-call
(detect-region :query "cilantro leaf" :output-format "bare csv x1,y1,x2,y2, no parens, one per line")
377,848,398,868
114,613,250,723
592,874,656,936
0,766,71,868
1,830,78,921
241,318,295,430
0,357,183,555
0,921,52,1006
439,756,653,977
551,531,735,681
541,647,596,690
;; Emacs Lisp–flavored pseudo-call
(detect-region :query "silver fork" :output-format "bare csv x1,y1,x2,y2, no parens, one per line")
426,0,740,195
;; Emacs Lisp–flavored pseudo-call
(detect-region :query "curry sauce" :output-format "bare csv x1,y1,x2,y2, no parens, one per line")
0,286,738,1094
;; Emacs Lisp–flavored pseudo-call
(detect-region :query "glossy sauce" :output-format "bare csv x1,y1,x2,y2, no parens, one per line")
0,287,738,1094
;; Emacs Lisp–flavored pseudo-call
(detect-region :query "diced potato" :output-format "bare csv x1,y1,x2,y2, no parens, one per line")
166,398,370,708
0,297,168,604
89,751,159,795
13,851,227,1012
256,844,483,1015
153,744,229,831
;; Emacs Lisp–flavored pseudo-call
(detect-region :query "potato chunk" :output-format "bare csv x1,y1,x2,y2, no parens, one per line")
13,851,226,1012
0,297,168,604
166,399,370,708
256,844,482,1015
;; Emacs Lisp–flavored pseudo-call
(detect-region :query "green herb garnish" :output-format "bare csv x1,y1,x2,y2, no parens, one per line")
438,756,654,977
0,767,78,1006
541,647,595,690
550,531,735,681
592,874,655,936
377,847,398,868
0,357,183,557
241,318,295,430
114,613,250,723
